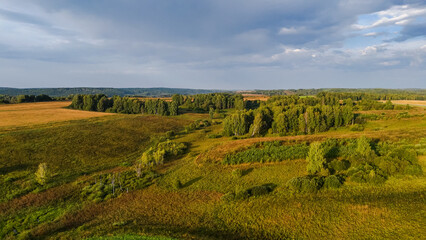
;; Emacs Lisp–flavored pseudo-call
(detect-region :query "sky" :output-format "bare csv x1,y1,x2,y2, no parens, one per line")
0,0,426,89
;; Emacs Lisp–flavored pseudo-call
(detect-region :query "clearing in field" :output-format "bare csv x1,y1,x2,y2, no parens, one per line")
379,100,426,107
242,94,270,101
393,100,426,107
0,101,114,131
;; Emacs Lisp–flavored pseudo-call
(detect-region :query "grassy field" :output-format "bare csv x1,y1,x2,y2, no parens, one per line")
241,94,269,101
0,103,425,239
379,100,426,107
0,101,114,132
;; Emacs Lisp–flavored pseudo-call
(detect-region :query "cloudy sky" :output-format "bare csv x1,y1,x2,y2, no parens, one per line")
1,0,426,89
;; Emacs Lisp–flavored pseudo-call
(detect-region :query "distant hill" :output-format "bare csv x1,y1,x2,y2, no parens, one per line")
0,87,225,97
248,88,426,96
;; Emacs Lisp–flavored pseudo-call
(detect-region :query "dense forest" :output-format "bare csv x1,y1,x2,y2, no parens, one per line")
2,87,425,99
0,94,58,104
68,93,246,116
0,87,223,97
249,88,426,100
69,94,178,116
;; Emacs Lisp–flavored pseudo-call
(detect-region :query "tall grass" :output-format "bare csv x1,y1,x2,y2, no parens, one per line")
0,115,191,202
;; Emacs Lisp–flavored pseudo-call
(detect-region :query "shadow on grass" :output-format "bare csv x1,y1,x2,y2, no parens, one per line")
0,164,31,175
183,176,202,188
242,168,253,177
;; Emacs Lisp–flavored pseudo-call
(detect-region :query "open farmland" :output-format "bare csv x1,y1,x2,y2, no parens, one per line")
0,101,114,132
379,100,426,107
241,94,270,101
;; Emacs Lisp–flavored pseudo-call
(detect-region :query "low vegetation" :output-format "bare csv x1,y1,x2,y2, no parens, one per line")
223,141,309,164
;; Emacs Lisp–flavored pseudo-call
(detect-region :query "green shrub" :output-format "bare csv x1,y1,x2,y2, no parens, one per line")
323,175,342,189
165,130,175,139
234,190,250,200
287,177,304,192
35,162,50,185
249,185,272,197
81,171,157,202
224,184,274,201
349,171,366,183
207,134,222,139
223,142,309,164
231,168,243,178
321,139,340,159
404,164,423,176
287,176,323,192
306,142,326,175
367,170,387,184
221,192,236,202
350,124,364,131
173,179,183,190
374,156,399,175
347,164,387,184
140,140,187,167
328,159,351,172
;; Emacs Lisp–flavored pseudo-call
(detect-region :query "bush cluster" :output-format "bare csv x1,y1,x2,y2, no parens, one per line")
223,141,309,164
81,170,158,202
184,119,211,133
221,184,276,201
311,137,422,186
139,140,187,167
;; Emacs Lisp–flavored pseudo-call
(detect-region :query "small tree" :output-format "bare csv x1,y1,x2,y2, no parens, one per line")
209,107,215,119
35,162,50,185
306,142,326,175
356,136,375,161
173,178,183,190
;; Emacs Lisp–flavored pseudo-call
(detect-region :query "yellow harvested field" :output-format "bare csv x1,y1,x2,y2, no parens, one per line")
242,94,270,101
379,100,426,107
0,101,114,130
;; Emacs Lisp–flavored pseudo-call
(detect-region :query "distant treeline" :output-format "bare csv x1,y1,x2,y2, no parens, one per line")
316,91,425,101
70,94,178,116
0,87,224,97
177,93,259,111
69,93,249,115
222,94,407,137
0,94,62,104
250,88,426,100
2,87,424,99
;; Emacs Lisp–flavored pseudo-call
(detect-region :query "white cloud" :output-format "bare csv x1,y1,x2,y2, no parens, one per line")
278,27,299,35
364,32,378,37
354,5,426,30
380,60,400,66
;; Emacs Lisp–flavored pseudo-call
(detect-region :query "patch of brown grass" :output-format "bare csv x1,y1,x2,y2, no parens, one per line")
0,183,77,215
0,101,114,131
242,94,270,101
378,100,426,107
33,188,223,239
